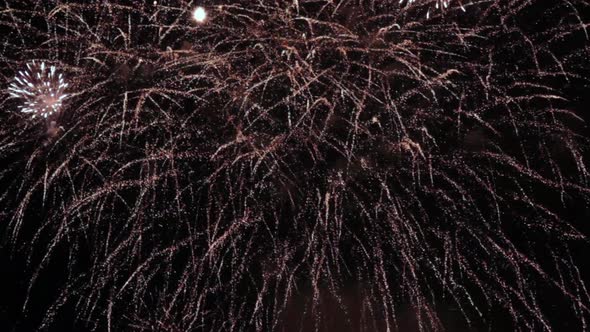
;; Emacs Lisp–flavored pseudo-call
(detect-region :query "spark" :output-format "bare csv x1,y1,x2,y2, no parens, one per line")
401,0,467,17
192,6,207,23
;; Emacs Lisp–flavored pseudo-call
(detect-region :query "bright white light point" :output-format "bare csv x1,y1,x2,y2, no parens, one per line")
192,7,207,23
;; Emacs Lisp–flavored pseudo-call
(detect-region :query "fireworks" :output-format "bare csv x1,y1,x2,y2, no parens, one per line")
8,62,68,119
401,0,467,17
0,1,589,331
192,6,207,23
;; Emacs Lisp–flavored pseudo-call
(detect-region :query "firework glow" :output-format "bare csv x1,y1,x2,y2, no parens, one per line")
8,62,68,118
0,0,589,331
192,6,207,23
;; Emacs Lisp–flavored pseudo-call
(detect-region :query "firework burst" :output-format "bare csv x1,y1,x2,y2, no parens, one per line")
0,1,589,331
8,62,68,119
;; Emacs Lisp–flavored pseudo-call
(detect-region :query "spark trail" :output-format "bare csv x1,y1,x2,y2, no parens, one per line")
400,0,467,17
0,0,589,331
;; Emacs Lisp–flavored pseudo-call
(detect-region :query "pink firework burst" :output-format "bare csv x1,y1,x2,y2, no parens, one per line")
8,62,68,119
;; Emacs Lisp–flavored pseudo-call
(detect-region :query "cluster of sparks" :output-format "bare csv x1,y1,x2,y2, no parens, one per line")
8,62,68,119
0,1,589,331
400,0,466,17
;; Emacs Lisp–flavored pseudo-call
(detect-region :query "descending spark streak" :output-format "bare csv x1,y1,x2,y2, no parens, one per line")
0,1,588,332
8,62,69,118
400,0,467,17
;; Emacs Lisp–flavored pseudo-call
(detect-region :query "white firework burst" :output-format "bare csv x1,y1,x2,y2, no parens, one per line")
8,62,69,119
400,0,467,18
